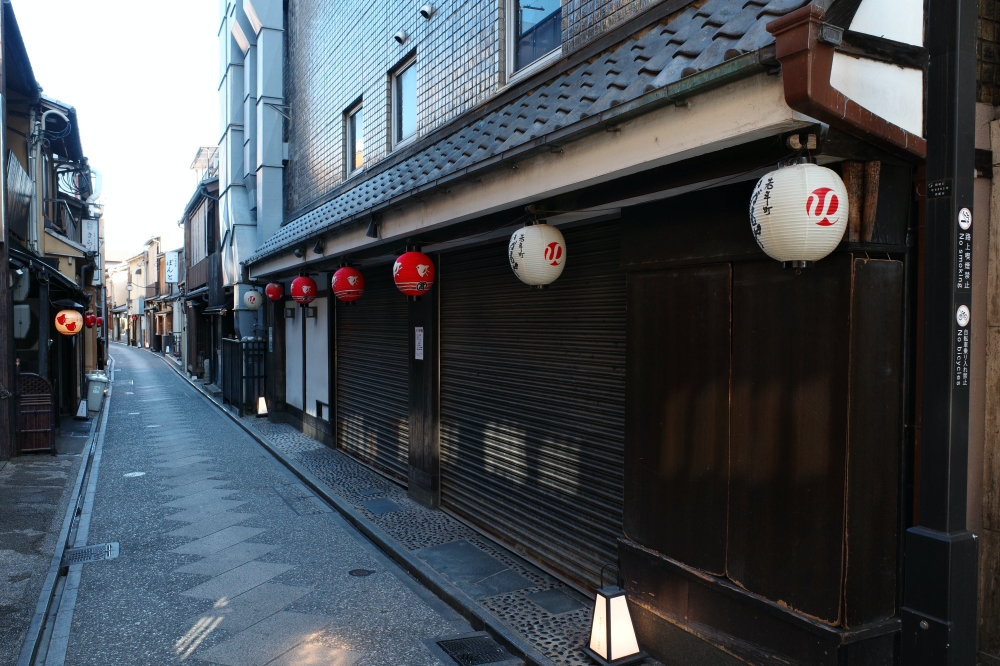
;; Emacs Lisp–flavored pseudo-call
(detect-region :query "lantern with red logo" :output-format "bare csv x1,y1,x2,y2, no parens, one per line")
332,267,365,303
749,162,849,268
265,282,284,301
509,222,567,287
55,310,83,336
96,316,104,327
243,289,264,311
84,313,97,328
393,251,435,297
290,275,318,304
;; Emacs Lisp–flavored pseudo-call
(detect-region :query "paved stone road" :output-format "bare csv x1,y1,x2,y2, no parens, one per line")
62,343,475,665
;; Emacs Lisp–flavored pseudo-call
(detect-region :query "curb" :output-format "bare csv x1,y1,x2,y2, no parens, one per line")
16,357,114,666
142,344,557,666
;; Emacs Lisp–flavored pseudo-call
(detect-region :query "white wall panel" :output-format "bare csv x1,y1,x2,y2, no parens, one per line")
304,296,329,418
830,55,924,136
285,301,303,409
850,0,923,46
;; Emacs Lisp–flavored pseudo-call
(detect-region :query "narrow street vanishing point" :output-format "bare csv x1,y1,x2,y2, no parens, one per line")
45,343,483,665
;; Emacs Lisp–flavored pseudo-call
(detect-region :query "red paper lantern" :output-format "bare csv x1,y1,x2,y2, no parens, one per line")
96,317,104,327
332,267,365,302
290,275,318,304
393,251,435,297
85,314,97,328
265,282,284,301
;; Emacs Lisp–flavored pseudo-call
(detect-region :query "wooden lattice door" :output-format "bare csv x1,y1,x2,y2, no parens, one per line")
16,372,55,454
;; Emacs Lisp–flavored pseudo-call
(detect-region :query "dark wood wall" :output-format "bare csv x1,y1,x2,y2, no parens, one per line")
621,181,907,665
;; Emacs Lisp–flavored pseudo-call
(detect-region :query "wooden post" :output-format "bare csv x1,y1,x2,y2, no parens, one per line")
407,254,440,509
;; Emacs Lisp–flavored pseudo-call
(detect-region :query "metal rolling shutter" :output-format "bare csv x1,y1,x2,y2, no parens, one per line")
440,220,625,591
337,265,410,482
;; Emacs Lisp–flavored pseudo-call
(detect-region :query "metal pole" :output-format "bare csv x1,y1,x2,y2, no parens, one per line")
900,0,978,663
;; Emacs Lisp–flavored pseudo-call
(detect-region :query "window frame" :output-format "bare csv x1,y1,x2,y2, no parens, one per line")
390,55,418,150
344,100,364,178
505,0,562,84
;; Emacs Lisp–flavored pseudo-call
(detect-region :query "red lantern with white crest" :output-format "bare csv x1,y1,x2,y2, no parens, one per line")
55,310,83,335
265,283,284,301
290,275,318,304
393,251,435,297
85,314,97,328
96,316,104,327
749,163,849,268
332,267,365,302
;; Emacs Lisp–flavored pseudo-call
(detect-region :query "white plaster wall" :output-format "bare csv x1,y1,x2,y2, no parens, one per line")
285,300,303,410
850,0,923,46
830,55,923,136
304,296,329,419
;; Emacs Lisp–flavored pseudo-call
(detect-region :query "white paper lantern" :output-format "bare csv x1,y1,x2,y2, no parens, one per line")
243,289,264,311
508,222,567,286
749,163,849,266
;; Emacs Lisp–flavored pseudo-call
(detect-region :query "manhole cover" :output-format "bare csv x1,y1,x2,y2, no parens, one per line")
437,636,511,665
349,569,375,577
63,542,119,566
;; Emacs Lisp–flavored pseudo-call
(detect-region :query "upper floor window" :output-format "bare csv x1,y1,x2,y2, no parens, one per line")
346,103,364,175
393,57,417,147
509,0,561,74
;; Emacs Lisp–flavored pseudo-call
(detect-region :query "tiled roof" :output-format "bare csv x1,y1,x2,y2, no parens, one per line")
247,0,808,265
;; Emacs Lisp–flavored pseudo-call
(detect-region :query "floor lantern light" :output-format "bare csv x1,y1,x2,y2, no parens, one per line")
333,266,365,304
290,275,317,305
256,396,268,417
393,249,434,299
584,564,646,666
55,310,84,335
749,161,849,269
265,282,284,301
509,221,567,287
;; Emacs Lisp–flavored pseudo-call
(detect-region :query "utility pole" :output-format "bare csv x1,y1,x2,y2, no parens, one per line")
900,0,979,663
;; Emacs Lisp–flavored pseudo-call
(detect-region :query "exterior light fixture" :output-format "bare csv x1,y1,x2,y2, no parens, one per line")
244,289,264,310
294,247,305,258
265,282,284,301
55,310,84,335
584,565,646,666
256,396,268,417
749,161,849,268
394,30,408,45
509,221,567,287
290,275,318,304
126,284,133,291
313,238,325,254
419,4,433,19
393,249,434,299
365,218,380,239
333,266,365,303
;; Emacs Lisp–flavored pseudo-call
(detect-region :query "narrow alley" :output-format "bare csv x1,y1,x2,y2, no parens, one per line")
49,343,483,665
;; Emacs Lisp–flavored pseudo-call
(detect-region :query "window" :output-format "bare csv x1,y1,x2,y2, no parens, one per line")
393,58,417,146
509,0,561,73
346,104,364,175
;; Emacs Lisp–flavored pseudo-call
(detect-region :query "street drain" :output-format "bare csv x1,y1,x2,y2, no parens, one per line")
437,636,512,665
349,569,374,577
63,542,119,566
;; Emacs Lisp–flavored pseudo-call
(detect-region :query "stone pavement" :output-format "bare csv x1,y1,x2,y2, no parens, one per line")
0,440,86,664
59,343,487,665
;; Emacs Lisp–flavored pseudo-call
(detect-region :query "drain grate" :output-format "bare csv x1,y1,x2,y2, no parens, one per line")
437,636,512,665
63,542,119,566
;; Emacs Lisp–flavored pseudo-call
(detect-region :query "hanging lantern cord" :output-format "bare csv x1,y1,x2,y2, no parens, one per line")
599,562,622,589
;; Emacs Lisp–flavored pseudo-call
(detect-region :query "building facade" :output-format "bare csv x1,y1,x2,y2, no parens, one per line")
210,0,998,662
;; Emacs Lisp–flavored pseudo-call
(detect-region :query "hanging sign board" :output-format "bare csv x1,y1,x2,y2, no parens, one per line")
415,326,424,360
165,251,179,284
82,218,99,252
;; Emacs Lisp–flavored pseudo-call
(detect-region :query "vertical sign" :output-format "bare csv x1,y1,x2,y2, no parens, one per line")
82,218,99,252
415,326,424,360
165,251,178,284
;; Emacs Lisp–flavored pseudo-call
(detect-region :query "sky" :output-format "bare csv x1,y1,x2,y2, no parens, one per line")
13,0,221,260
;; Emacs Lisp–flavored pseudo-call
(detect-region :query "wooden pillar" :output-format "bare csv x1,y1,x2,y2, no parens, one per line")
407,254,439,509
268,298,286,414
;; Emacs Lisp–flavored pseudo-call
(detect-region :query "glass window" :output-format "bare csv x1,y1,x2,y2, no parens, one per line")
394,60,417,144
347,105,363,174
512,0,561,72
